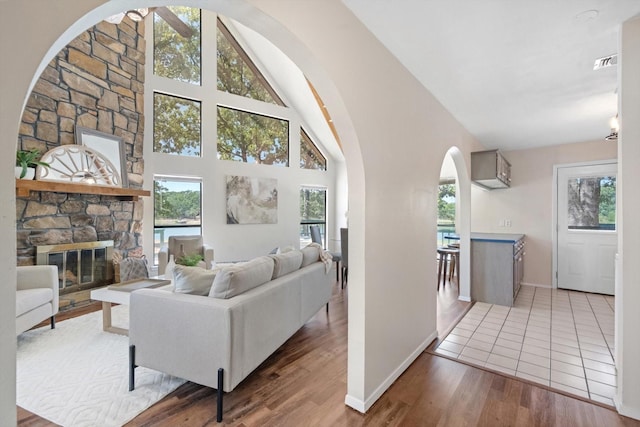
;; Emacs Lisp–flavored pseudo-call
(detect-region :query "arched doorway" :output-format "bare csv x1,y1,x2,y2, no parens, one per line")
436,147,472,335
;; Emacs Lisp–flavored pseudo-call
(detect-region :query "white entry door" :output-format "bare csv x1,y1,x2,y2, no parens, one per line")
557,163,617,295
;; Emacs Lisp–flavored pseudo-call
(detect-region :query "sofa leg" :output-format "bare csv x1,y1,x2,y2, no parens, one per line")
50,316,55,329
217,368,224,422
326,302,329,313
129,345,136,391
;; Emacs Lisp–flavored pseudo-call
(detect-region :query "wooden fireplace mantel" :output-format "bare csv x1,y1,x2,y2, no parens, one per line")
15,179,151,201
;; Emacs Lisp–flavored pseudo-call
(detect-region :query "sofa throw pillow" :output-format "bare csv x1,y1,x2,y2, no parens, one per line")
119,256,149,282
270,250,303,279
300,245,321,267
209,255,275,299
173,265,218,296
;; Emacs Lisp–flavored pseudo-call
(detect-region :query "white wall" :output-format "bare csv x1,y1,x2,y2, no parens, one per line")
471,140,617,286
616,14,640,420
249,0,482,409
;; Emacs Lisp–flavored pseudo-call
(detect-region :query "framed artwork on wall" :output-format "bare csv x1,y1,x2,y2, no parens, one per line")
226,175,278,224
75,126,128,188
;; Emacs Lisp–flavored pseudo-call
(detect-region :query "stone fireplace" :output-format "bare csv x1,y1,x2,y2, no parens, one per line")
16,17,147,277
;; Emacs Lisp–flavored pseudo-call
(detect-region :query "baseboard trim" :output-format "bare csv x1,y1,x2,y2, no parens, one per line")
344,394,366,413
344,331,438,413
458,295,471,302
615,399,640,421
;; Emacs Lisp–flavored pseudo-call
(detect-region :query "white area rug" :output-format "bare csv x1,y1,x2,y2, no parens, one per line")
17,305,185,427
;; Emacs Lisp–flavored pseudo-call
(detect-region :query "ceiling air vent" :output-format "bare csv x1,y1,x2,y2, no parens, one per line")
593,54,618,70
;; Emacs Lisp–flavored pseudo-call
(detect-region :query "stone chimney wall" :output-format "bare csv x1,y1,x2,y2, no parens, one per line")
16,18,146,265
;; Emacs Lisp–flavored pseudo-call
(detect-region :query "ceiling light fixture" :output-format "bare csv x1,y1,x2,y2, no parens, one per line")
605,115,619,141
126,8,149,22
104,8,149,25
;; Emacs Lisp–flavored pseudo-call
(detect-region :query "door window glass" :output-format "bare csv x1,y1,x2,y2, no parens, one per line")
567,176,616,230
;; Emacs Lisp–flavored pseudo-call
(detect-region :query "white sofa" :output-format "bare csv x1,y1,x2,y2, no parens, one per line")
128,246,333,422
16,265,59,335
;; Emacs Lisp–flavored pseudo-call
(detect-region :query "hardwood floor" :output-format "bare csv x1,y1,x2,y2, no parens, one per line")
17,276,639,426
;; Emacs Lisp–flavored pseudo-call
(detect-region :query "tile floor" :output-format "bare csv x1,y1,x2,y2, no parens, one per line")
435,285,617,406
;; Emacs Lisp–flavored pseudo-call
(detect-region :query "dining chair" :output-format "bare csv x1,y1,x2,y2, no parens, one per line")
340,228,348,288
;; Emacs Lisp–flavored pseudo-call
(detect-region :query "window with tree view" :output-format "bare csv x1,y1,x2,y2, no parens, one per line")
217,106,289,165
154,178,202,264
567,176,616,230
153,93,201,156
437,182,456,246
300,129,326,170
300,187,327,248
153,6,201,84
216,19,283,105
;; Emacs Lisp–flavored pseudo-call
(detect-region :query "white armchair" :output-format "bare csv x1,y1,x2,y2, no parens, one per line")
16,265,59,335
158,235,214,275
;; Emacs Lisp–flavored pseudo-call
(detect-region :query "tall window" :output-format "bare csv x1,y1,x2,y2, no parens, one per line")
153,93,201,156
300,187,327,248
153,6,201,85
300,129,326,170
217,106,289,165
154,178,202,264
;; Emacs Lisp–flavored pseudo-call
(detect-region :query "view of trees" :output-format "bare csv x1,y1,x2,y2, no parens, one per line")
153,93,201,156
215,19,289,166
217,106,289,165
154,181,202,225
300,129,326,170
568,176,616,229
300,188,326,221
153,7,201,84
438,184,456,223
216,19,279,104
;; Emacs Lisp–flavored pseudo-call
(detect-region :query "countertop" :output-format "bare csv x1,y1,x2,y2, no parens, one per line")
470,232,524,243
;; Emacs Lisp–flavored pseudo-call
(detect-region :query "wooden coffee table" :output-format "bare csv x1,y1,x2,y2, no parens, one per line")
90,278,171,335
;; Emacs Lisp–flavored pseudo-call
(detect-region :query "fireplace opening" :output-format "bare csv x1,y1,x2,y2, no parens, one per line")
37,241,114,294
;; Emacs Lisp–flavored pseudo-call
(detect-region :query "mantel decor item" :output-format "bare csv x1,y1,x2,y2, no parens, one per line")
75,126,128,188
15,149,49,180
36,145,122,186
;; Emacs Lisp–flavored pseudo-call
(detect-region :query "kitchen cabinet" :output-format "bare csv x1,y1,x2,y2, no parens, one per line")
471,149,511,189
470,233,525,306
